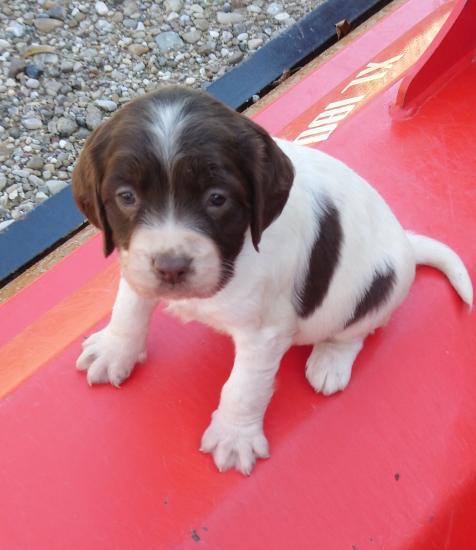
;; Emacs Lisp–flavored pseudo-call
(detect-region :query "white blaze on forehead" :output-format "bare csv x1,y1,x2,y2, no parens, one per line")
149,99,190,164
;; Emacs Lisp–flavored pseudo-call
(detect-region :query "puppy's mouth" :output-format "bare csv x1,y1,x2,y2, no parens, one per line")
122,268,221,301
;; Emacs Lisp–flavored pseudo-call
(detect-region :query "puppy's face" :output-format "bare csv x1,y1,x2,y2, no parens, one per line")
72,86,294,300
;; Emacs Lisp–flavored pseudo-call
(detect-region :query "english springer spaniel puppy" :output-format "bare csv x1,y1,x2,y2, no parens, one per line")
73,86,473,475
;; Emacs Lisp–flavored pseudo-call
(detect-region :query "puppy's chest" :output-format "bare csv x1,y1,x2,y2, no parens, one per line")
165,299,231,333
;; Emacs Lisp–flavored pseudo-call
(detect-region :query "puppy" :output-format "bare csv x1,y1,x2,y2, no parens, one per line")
73,86,473,475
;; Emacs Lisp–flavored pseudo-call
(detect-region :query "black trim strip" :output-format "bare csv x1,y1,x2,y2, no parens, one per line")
0,0,393,286
208,0,393,110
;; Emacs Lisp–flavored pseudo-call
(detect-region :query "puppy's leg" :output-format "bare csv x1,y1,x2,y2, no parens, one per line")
77,277,158,386
201,328,291,475
305,338,364,396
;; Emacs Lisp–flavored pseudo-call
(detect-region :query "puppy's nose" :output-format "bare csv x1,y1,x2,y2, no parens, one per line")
154,254,192,285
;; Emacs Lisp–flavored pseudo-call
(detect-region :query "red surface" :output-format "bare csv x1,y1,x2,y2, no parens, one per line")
1,1,476,548
393,0,476,117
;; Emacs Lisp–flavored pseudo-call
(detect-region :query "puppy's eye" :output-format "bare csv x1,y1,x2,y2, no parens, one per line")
208,192,227,208
116,189,137,207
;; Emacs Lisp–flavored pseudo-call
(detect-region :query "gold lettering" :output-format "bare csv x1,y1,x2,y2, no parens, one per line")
341,54,404,93
309,95,364,128
294,124,338,145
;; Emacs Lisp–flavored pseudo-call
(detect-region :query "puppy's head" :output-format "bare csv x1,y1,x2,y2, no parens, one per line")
72,86,294,300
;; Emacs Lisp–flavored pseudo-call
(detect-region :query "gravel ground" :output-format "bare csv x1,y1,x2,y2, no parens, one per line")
0,0,320,231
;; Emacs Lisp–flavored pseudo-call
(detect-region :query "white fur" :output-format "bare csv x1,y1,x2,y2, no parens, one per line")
121,220,222,300
77,139,473,474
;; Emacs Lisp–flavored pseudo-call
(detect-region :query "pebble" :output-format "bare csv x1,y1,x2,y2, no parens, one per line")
57,117,78,137
165,0,184,12
23,118,43,130
182,29,201,44
248,38,263,50
86,104,103,129
95,1,109,16
0,39,10,51
217,11,244,24
26,156,44,170
35,191,49,202
34,18,64,33
95,99,118,112
25,64,43,79
128,44,149,56
47,5,67,21
275,12,290,22
267,3,284,15
6,22,25,38
46,179,68,195
8,59,26,78
26,79,40,89
155,31,184,52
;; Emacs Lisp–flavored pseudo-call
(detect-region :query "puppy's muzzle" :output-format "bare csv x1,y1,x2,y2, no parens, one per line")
153,253,192,285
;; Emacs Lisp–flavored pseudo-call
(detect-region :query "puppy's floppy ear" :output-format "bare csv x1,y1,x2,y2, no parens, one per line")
72,123,114,256
238,117,294,251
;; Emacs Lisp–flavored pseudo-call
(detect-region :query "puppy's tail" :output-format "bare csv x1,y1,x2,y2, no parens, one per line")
406,232,473,307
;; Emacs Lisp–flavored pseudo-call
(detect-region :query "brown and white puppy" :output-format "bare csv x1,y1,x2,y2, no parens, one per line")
73,86,472,475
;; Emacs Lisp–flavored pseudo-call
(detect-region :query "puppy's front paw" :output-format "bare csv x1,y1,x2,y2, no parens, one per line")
76,327,146,387
200,411,269,475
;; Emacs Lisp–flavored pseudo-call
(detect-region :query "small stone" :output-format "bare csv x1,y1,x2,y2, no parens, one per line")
47,5,67,21
0,39,10,51
95,1,109,16
96,19,114,33
229,50,244,64
165,0,183,12
275,12,290,22
247,4,262,13
12,169,30,179
23,118,43,130
155,31,184,52
237,32,248,41
182,29,201,44
25,64,43,79
0,144,10,162
0,174,7,191
46,179,68,194
123,18,137,29
57,117,78,137
217,11,244,25
267,3,283,16
86,104,103,129
27,156,44,170
95,99,118,112
8,59,26,78
194,18,209,32
34,18,64,33
60,60,75,72
26,78,40,89
128,43,149,56
44,80,62,96
35,191,49,202
247,37,263,50
6,22,25,38
185,76,196,85
29,175,44,187
76,128,91,139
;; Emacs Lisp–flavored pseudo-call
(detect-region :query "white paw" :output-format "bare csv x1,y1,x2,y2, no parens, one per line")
200,411,269,475
76,327,146,387
305,341,362,396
